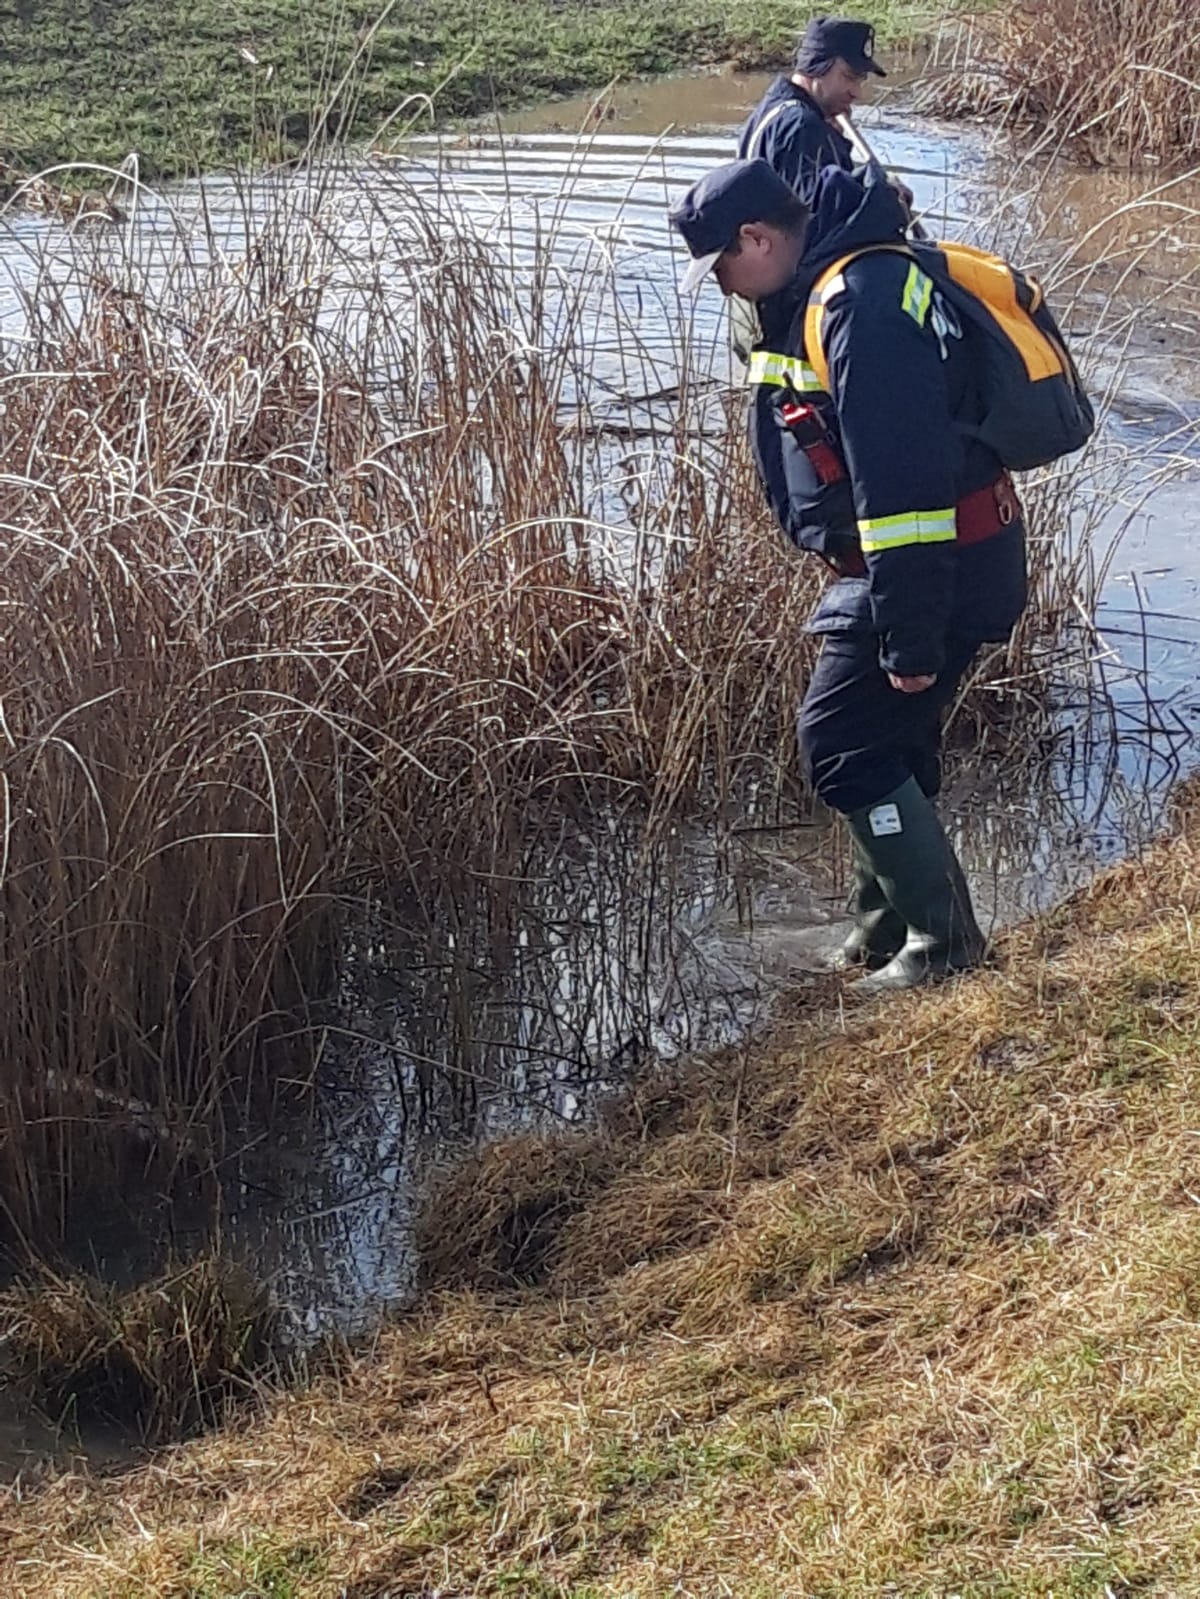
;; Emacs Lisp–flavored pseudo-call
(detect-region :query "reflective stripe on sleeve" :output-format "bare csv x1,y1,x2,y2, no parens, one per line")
857,507,956,552
900,262,934,327
747,350,825,391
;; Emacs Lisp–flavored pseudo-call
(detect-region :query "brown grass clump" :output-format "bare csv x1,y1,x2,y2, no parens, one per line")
0,1255,280,1446
417,1132,619,1289
0,161,820,1247
921,0,1200,166
5,790,1200,1595
419,1106,778,1292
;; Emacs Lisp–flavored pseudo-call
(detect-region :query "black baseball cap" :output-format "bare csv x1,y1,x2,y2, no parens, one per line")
796,16,887,77
668,158,806,292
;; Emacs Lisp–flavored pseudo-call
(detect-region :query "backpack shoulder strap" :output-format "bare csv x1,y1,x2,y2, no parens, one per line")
802,243,916,391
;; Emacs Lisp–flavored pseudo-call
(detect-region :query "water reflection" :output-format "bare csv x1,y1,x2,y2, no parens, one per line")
115,646,1183,1349
2,71,1197,1363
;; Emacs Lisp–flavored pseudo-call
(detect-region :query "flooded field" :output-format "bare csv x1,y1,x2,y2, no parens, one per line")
0,67,1197,1476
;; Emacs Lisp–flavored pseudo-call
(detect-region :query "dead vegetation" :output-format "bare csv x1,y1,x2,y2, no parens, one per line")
2,790,1199,1595
0,161,819,1248
0,144,1121,1256
0,1256,281,1447
921,0,1200,166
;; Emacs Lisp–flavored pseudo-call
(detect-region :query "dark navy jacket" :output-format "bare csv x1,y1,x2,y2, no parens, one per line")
748,166,1027,678
736,77,853,205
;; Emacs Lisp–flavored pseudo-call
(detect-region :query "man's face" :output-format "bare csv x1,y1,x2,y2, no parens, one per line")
712,224,800,300
806,58,868,119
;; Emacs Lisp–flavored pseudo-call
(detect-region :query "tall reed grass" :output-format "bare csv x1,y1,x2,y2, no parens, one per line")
922,0,1200,166
0,158,820,1245
0,129,1176,1253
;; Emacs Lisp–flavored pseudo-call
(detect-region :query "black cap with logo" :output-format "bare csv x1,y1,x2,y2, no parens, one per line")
668,159,807,292
795,16,887,77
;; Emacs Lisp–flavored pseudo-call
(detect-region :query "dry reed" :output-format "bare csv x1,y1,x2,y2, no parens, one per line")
920,0,1200,166
0,156,820,1247
0,130,1153,1254
0,1255,279,1444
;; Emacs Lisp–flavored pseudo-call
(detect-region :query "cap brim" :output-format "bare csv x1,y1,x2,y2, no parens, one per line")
844,53,886,76
680,248,723,294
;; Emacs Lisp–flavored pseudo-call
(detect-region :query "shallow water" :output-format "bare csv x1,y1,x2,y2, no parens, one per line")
0,69,1197,1463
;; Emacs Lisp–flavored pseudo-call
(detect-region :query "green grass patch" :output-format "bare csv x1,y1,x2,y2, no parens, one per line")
0,0,968,179
157,1536,327,1598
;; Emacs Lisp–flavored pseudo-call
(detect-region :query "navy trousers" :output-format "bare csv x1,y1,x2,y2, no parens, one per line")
798,630,982,815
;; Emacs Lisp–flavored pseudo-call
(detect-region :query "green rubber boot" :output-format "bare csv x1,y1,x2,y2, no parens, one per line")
845,778,986,994
831,841,907,971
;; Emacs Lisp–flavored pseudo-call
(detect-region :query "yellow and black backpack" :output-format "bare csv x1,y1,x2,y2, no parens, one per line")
804,240,1095,472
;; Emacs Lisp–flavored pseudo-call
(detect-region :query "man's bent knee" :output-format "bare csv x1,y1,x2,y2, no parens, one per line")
800,723,911,815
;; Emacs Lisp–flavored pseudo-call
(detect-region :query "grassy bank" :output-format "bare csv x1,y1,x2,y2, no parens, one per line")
0,0,953,180
6,790,1200,1596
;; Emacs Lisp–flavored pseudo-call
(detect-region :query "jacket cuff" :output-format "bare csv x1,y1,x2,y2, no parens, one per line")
879,633,945,679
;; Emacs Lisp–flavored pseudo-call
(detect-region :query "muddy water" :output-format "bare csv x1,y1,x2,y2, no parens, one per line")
1,71,1198,1465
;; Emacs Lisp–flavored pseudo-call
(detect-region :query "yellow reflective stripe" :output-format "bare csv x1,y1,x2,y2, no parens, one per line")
747,350,824,391
901,262,934,326
858,507,956,553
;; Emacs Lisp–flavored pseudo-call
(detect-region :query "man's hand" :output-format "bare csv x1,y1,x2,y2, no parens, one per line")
888,672,937,694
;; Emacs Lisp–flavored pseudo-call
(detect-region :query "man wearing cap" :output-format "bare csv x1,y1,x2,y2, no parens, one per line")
728,17,909,365
668,159,1028,992
737,17,886,205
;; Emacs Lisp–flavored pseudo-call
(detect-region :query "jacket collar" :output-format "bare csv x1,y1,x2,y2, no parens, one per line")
767,75,824,120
